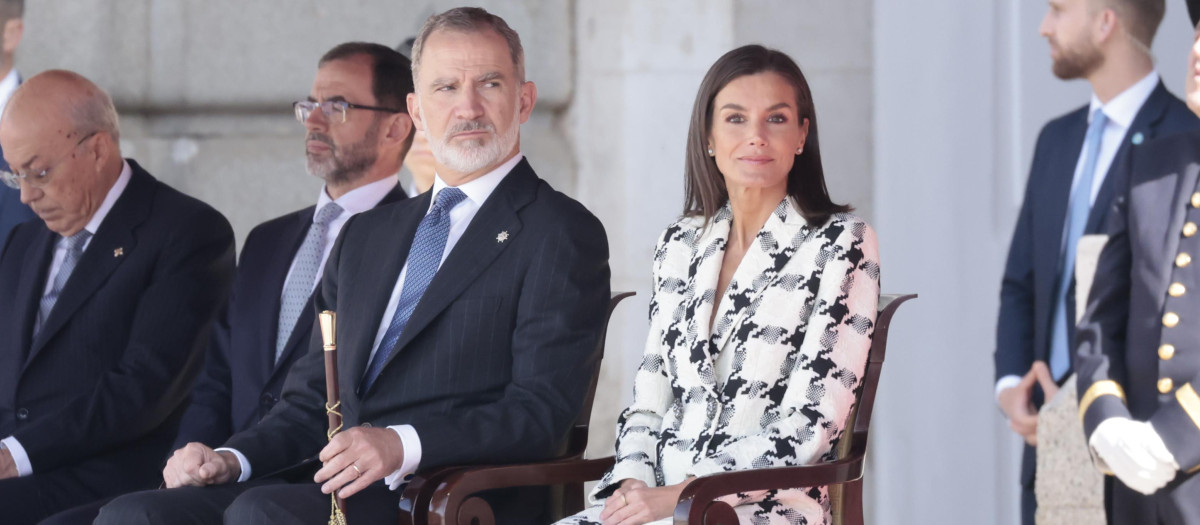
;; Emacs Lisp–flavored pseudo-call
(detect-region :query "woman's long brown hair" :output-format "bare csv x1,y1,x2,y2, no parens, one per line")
682,44,851,225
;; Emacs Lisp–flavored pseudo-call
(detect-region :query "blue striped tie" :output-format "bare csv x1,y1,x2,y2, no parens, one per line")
361,187,466,394
275,202,342,363
1049,108,1108,380
35,230,91,337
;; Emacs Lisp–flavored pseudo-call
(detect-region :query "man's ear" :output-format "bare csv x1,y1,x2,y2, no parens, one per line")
517,81,537,124
2,19,22,56
386,113,413,146
407,93,425,132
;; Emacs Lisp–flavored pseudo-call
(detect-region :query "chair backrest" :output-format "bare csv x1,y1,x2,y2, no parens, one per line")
830,293,916,525
564,291,636,458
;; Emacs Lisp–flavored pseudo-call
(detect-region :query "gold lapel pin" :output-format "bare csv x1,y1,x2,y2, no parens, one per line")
496,231,509,243
113,247,124,258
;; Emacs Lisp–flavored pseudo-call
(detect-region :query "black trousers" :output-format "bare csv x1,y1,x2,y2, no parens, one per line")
0,470,106,525
95,478,399,525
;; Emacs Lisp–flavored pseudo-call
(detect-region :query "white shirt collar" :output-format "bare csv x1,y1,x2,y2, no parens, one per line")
83,160,132,236
0,69,20,120
1089,71,1159,128
428,152,523,212
314,175,399,219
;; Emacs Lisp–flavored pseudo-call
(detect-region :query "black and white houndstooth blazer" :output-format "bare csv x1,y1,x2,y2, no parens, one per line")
568,198,881,525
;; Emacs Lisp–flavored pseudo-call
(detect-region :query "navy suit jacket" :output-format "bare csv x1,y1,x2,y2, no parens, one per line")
0,72,35,251
0,160,234,497
996,82,1200,486
0,161,37,255
173,185,406,449
223,158,610,479
1077,129,1200,520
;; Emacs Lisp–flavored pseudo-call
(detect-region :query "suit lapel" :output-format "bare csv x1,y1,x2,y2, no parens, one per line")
344,195,428,385
667,207,729,397
1086,82,1171,234
16,228,55,364
260,208,314,378
271,184,409,380
711,199,807,354
368,163,537,382
26,164,152,366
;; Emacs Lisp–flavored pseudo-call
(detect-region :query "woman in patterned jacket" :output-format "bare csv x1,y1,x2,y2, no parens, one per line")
558,45,881,525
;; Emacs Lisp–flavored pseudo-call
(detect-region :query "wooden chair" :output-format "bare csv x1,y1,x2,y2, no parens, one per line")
397,291,636,525
414,293,915,525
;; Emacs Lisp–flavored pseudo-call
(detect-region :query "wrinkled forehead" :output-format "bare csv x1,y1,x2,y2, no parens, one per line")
312,56,376,104
0,103,73,165
416,29,518,85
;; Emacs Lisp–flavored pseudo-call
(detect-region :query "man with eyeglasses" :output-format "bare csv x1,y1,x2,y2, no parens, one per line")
0,69,236,524
99,7,609,524
171,41,411,453
41,41,415,525
0,0,35,257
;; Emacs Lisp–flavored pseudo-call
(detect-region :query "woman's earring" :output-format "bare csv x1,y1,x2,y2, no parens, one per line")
707,148,714,156
796,147,803,155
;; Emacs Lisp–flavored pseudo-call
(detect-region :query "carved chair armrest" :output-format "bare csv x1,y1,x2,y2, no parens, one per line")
407,456,614,525
672,439,867,525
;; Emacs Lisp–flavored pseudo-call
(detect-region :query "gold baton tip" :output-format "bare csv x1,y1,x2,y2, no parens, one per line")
318,311,337,349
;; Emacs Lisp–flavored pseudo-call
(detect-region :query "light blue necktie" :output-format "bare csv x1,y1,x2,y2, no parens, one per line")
361,187,466,394
35,230,91,337
275,201,342,363
1049,108,1108,380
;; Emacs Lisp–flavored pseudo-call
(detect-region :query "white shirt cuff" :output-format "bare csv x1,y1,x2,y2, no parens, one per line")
1,436,32,477
383,424,422,490
214,447,252,482
995,375,1023,404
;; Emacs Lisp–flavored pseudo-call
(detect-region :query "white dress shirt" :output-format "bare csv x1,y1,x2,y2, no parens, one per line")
995,71,1160,402
2,160,133,476
225,154,522,490
0,68,21,119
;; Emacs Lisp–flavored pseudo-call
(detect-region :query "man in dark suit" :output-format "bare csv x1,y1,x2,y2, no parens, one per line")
173,42,411,451
995,0,1200,522
98,8,610,524
0,70,235,524
1075,3,1200,522
0,0,34,251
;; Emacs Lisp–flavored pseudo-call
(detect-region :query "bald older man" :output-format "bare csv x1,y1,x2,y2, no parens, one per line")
0,70,235,524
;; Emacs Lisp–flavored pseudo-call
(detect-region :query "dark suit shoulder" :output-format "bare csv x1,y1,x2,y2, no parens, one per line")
135,168,233,236
1128,128,1200,187
1038,104,1090,140
244,206,315,243
524,177,606,235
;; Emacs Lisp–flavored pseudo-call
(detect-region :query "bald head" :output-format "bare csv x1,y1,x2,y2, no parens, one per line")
1,70,124,235
4,69,120,144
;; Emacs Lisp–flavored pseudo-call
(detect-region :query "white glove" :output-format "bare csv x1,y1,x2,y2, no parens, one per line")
1089,418,1179,495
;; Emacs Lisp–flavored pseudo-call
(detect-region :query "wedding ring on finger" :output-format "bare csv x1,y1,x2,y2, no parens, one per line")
351,463,362,478
621,493,627,506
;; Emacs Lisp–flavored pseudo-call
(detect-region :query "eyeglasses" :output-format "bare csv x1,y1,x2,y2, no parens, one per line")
293,100,402,125
0,131,98,190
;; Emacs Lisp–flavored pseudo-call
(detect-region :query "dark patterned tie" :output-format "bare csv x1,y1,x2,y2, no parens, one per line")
35,230,92,337
361,187,466,394
276,201,343,363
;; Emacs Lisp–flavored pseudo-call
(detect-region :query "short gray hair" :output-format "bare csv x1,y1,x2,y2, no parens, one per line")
68,76,120,142
410,7,525,85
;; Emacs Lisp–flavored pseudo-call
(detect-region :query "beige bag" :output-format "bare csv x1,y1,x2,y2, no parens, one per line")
1033,234,1108,525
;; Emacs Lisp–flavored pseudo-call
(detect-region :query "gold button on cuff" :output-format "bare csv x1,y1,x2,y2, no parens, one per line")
1193,192,1200,208
1164,312,1181,328
1186,222,1199,238
1170,283,1187,297
1160,344,1176,360
1178,253,1193,268
1160,378,1175,394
